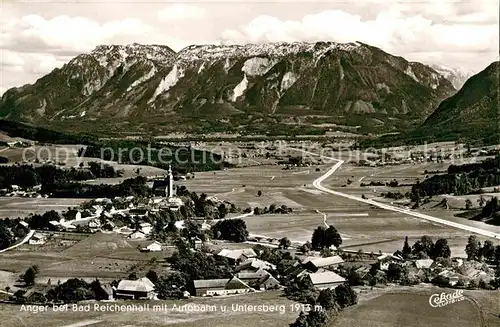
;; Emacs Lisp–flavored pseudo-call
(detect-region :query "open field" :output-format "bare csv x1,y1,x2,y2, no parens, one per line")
0,197,91,219
330,289,487,327
0,291,298,327
0,233,172,292
178,157,497,257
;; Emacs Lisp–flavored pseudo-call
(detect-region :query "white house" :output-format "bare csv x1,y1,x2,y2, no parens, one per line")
139,222,152,235
88,219,101,229
129,231,147,240
308,271,346,290
28,233,47,245
142,241,162,252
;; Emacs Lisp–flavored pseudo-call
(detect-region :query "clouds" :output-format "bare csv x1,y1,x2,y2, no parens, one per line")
2,14,155,55
220,2,498,72
0,1,498,96
158,4,206,21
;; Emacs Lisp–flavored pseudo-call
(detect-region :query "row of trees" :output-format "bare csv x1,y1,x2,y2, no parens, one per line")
400,235,452,260
81,140,227,173
412,155,500,197
465,235,500,263
0,163,123,189
43,176,151,198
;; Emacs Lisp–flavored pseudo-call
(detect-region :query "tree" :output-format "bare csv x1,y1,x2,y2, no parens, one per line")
402,236,411,258
465,235,481,261
317,288,338,311
433,238,451,259
481,240,495,262
412,235,434,257
279,237,291,249
478,195,486,207
146,270,159,284
494,245,500,265
324,225,343,248
257,190,262,197
211,219,249,242
23,266,38,286
311,226,326,250
334,284,358,309
320,248,333,258
300,241,312,254
387,263,404,282
465,199,473,210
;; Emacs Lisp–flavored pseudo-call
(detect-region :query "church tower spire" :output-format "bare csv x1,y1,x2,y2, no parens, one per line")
168,165,173,198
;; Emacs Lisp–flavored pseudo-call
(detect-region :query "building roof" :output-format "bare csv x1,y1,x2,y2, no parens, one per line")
236,270,269,280
116,277,155,293
146,241,162,248
308,271,346,285
414,259,434,269
302,255,344,268
377,253,404,261
217,249,257,261
31,233,46,240
236,258,276,272
193,279,230,289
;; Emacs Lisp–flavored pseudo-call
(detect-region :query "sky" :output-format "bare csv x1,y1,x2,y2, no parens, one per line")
1,0,499,95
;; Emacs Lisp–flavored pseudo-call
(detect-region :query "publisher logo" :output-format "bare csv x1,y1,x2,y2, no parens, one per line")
429,290,465,308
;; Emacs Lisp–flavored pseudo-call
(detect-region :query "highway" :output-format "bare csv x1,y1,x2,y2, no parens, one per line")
295,148,500,239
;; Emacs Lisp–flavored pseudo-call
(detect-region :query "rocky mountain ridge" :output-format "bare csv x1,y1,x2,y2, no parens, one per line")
0,41,456,135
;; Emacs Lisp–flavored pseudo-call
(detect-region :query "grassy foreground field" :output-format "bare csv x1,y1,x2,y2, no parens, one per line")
330,289,497,327
0,291,298,327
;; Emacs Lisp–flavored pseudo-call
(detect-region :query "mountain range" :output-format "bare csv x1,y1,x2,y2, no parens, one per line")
0,41,458,136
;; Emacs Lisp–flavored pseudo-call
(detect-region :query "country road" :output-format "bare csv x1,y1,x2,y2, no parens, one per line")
0,229,35,253
293,148,500,240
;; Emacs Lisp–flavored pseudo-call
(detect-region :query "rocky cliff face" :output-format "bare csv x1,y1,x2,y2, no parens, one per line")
0,41,456,135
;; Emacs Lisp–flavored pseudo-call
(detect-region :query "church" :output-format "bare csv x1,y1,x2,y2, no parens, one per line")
152,165,183,211
152,165,176,197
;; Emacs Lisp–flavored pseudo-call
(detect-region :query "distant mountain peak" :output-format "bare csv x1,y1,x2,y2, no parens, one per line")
427,63,475,90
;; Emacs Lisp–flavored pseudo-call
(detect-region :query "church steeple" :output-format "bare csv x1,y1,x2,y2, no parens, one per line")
168,165,173,198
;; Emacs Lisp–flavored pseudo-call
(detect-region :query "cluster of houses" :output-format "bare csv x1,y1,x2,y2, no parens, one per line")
190,248,348,297
374,253,495,287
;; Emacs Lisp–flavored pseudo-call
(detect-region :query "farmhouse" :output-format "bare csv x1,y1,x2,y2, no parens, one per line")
377,253,404,271
257,273,280,290
129,231,147,240
88,219,101,229
236,269,269,282
114,277,157,300
18,221,29,229
301,255,344,272
217,249,257,264
193,277,252,296
141,241,162,252
308,271,346,290
28,233,47,245
235,258,276,273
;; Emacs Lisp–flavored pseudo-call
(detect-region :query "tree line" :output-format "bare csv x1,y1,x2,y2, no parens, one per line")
412,155,500,197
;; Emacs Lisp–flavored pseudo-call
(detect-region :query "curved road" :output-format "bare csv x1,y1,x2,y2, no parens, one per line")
0,229,35,253
295,149,500,239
